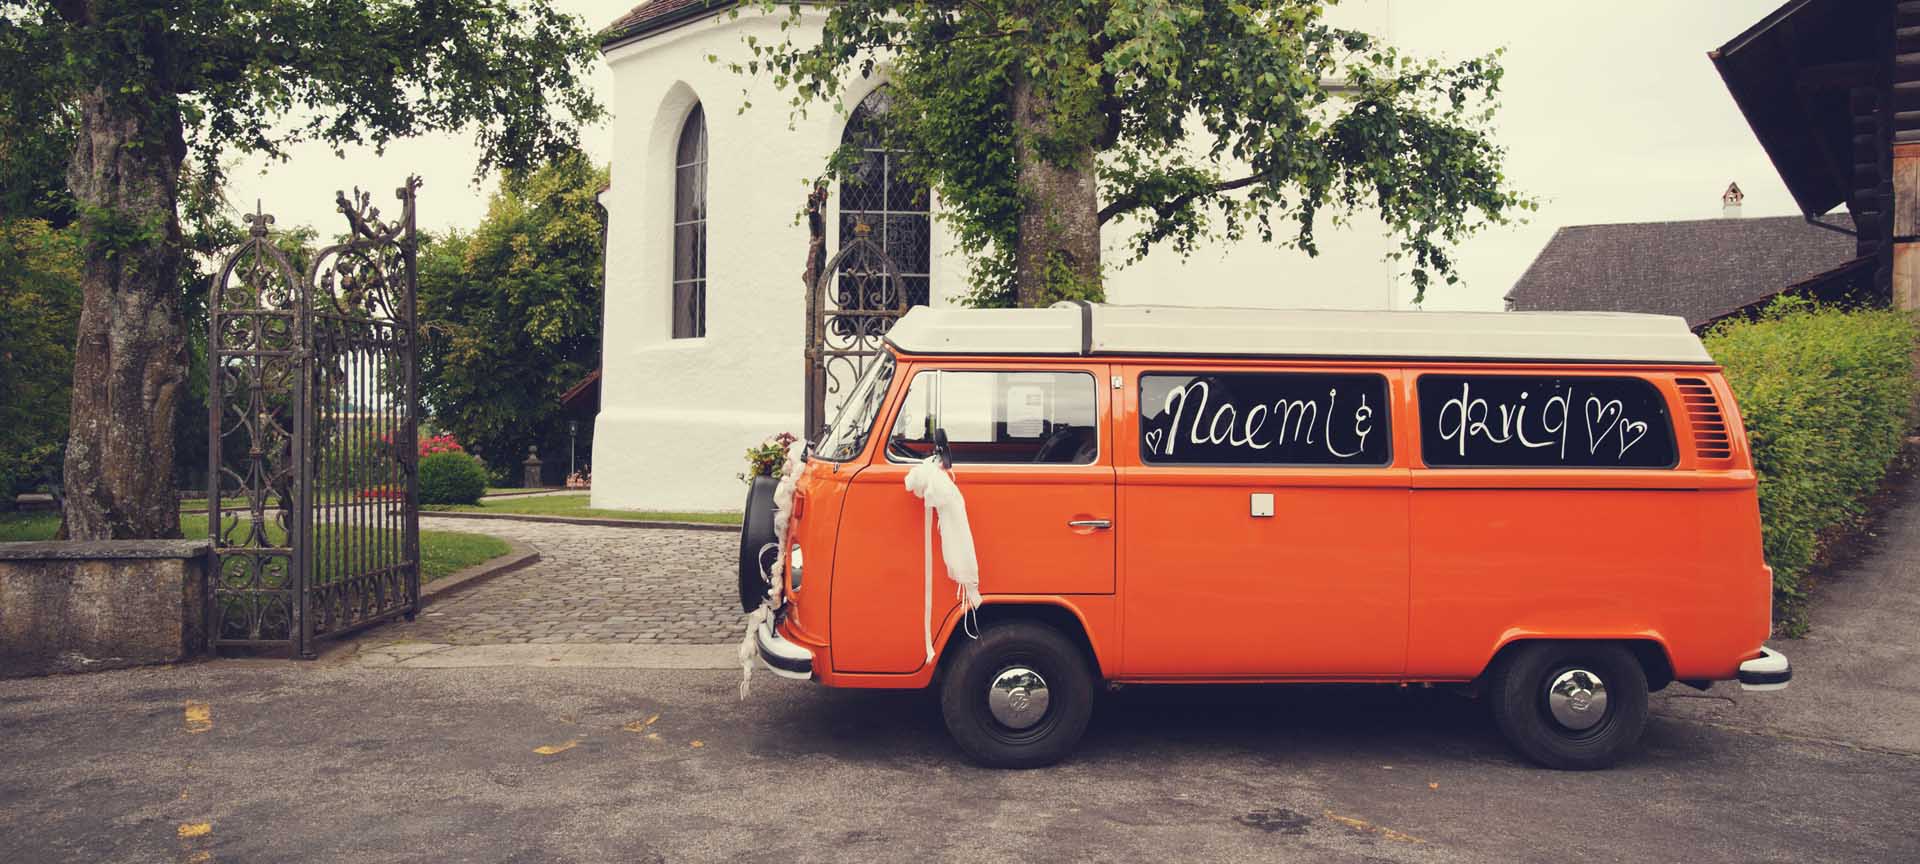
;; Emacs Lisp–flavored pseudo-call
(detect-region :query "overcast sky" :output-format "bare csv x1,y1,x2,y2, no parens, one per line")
222,0,1796,312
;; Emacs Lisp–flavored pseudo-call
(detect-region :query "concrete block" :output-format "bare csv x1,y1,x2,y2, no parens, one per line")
0,540,209,677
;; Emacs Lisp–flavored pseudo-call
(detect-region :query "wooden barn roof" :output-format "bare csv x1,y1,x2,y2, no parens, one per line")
1504,214,1860,327
1709,0,1892,216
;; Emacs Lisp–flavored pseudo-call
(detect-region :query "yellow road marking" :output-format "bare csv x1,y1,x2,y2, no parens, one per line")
690,740,704,749
182,702,212,734
177,823,211,839
533,740,578,755
1323,811,1423,844
621,714,660,733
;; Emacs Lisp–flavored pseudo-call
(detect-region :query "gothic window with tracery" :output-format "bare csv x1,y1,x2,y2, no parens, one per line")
839,88,930,308
672,104,707,338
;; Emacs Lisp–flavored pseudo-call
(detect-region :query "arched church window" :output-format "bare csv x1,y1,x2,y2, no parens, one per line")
839,87,930,308
672,104,707,339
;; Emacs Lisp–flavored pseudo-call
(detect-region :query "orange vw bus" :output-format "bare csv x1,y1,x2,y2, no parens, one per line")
738,304,1791,769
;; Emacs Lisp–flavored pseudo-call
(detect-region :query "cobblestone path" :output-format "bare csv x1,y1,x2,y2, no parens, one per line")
384,517,743,645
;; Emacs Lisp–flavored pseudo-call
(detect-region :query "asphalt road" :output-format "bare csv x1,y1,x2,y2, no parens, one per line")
2,657,1915,864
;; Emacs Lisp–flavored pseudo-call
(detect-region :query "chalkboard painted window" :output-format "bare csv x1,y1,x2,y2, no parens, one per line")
887,371,1098,464
1139,373,1389,466
1417,375,1676,468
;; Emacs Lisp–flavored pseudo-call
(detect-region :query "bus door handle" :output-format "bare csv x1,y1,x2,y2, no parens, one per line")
1067,519,1112,530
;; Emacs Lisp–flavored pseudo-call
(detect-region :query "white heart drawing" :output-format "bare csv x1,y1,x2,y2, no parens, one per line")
1617,419,1648,457
1584,397,1624,455
1143,427,1165,455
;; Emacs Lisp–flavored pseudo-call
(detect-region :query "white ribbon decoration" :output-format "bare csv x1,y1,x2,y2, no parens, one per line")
904,456,982,663
738,441,807,699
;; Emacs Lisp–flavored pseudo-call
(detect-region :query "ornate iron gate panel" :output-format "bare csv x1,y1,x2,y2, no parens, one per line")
804,226,912,438
208,180,422,656
206,208,304,650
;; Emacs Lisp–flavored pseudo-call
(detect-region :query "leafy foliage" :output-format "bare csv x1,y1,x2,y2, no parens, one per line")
418,451,490,506
0,0,605,198
1,0,604,537
0,219,80,503
731,0,1530,305
417,152,606,477
1705,299,1919,630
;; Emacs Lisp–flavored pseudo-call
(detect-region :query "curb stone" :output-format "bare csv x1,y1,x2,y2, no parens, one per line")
420,510,739,533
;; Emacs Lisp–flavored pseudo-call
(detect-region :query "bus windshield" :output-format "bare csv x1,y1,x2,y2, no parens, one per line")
814,353,897,462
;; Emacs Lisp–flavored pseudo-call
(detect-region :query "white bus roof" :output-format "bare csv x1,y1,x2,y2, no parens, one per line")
883,303,1715,365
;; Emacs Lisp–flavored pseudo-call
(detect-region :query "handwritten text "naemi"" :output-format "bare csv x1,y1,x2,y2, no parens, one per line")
1152,380,1375,458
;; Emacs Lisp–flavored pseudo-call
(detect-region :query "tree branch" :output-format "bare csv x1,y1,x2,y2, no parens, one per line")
1098,171,1272,225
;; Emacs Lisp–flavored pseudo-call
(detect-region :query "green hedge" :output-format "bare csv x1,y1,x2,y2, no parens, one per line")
1706,299,1918,626
418,451,489,506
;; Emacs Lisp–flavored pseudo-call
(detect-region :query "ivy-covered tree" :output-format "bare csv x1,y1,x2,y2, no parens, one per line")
736,0,1529,307
0,0,604,539
417,153,606,482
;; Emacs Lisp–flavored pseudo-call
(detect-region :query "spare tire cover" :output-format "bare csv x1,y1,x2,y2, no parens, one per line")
737,474,781,613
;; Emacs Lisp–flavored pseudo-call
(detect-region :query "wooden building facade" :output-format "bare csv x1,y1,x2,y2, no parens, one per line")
1713,0,1920,308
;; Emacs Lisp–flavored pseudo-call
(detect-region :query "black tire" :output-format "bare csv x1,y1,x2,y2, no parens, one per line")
736,475,780,613
939,621,1095,768
1488,641,1649,770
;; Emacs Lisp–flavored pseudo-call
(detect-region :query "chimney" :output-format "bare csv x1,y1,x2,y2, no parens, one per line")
1721,181,1744,218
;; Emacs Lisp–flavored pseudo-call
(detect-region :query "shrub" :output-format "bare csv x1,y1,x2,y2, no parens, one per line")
1705,298,1918,627
418,451,489,505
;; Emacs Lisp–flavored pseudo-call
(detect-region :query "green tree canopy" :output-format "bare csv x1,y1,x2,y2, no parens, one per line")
0,0,604,538
735,0,1529,306
0,219,81,504
418,152,606,480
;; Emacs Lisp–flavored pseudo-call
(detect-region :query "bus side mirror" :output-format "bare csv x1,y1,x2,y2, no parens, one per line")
932,428,952,470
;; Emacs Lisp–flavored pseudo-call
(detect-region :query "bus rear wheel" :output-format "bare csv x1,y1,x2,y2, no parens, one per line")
1488,641,1649,770
939,621,1094,768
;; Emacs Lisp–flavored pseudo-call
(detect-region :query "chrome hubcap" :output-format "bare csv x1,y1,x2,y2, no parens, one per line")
987,666,1051,730
1546,668,1609,731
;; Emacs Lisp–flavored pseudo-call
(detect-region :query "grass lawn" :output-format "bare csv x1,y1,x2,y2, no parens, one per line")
0,512,509,584
0,511,59,542
423,493,742,525
177,496,281,511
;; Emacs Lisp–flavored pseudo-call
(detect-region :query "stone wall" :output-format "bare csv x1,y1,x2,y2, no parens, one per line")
0,540,207,677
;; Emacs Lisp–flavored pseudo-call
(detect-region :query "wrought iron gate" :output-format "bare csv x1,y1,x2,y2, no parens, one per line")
804,225,913,438
207,180,422,657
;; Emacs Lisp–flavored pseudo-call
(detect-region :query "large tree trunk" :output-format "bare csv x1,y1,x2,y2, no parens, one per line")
1011,73,1102,308
59,88,188,540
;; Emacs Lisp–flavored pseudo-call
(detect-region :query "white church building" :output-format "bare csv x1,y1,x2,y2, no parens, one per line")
591,0,1408,511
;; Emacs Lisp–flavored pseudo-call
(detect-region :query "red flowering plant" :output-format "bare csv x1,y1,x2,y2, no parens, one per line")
376,431,465,458
418,434,464,457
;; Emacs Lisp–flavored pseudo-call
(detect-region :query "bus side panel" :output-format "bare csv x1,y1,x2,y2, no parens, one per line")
1405,487,1769,680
